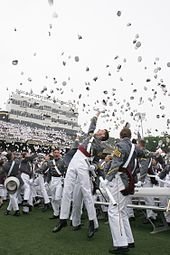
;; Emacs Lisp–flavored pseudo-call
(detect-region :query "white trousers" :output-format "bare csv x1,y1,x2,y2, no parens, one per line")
7,192,19,211
71,179,98,228
126,196,135,218
108,174,134,247
0,185,7,199
71,179,83,226
21,173,31,201
49,176,63,217
35,174,50,204
60,150,97,221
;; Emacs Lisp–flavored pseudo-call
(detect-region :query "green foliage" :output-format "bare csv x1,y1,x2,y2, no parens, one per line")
145,135,170,152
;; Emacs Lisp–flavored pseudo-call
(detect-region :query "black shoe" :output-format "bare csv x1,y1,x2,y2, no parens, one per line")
4,210,10,216
13,210,20,216
88,220,95,238
94,227,98,233
128,243,135,248
109,247,129,254
49,215,59,220
129,217,135,222
52,219,67,233
72,224,82,231
22,200,30,207
22,211,29,215
42,203,50,212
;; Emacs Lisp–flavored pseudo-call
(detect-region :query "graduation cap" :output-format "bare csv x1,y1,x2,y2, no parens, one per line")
135,41,141,49
74,56,79,62
93,77,98,82
117,11,122,17
160,105,165,110
62,81,67,86
12,60,18,65
102,99,107,105
117,64,121,71
124,122,130,128
78,34,82,40
137,56,142,62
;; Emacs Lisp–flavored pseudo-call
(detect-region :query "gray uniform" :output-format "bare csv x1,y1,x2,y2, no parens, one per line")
43,157,66,217
105,137,135,248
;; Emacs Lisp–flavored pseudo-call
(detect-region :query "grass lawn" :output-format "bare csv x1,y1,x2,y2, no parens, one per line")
0,206,170,255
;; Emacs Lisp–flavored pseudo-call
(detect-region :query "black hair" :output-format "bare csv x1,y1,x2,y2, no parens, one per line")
120,128,131,139
101,129,109,141
138,139,145,147
132,138,137,144
6,151,13,161
53,147,60,152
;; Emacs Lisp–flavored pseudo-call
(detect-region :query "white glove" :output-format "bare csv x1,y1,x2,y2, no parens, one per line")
89,165,97,178
89,165,96,171
135,181,143,187
29,179,34,185
44,182,49,189
155,175,161,182
100,177,109,187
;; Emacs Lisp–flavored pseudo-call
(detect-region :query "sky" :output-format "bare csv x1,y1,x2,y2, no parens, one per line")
0,0,170,138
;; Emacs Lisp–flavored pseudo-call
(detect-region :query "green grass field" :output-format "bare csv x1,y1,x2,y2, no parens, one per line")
0,206,170,255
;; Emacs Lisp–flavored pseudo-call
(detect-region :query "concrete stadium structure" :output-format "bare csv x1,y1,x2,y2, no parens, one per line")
5,90,80,135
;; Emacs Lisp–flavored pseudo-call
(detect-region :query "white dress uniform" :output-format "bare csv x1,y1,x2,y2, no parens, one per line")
50,175,63,217
60,149,97,221
34,173,50,205
21,172,31,202
107,174,134,247
71,177,99,229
